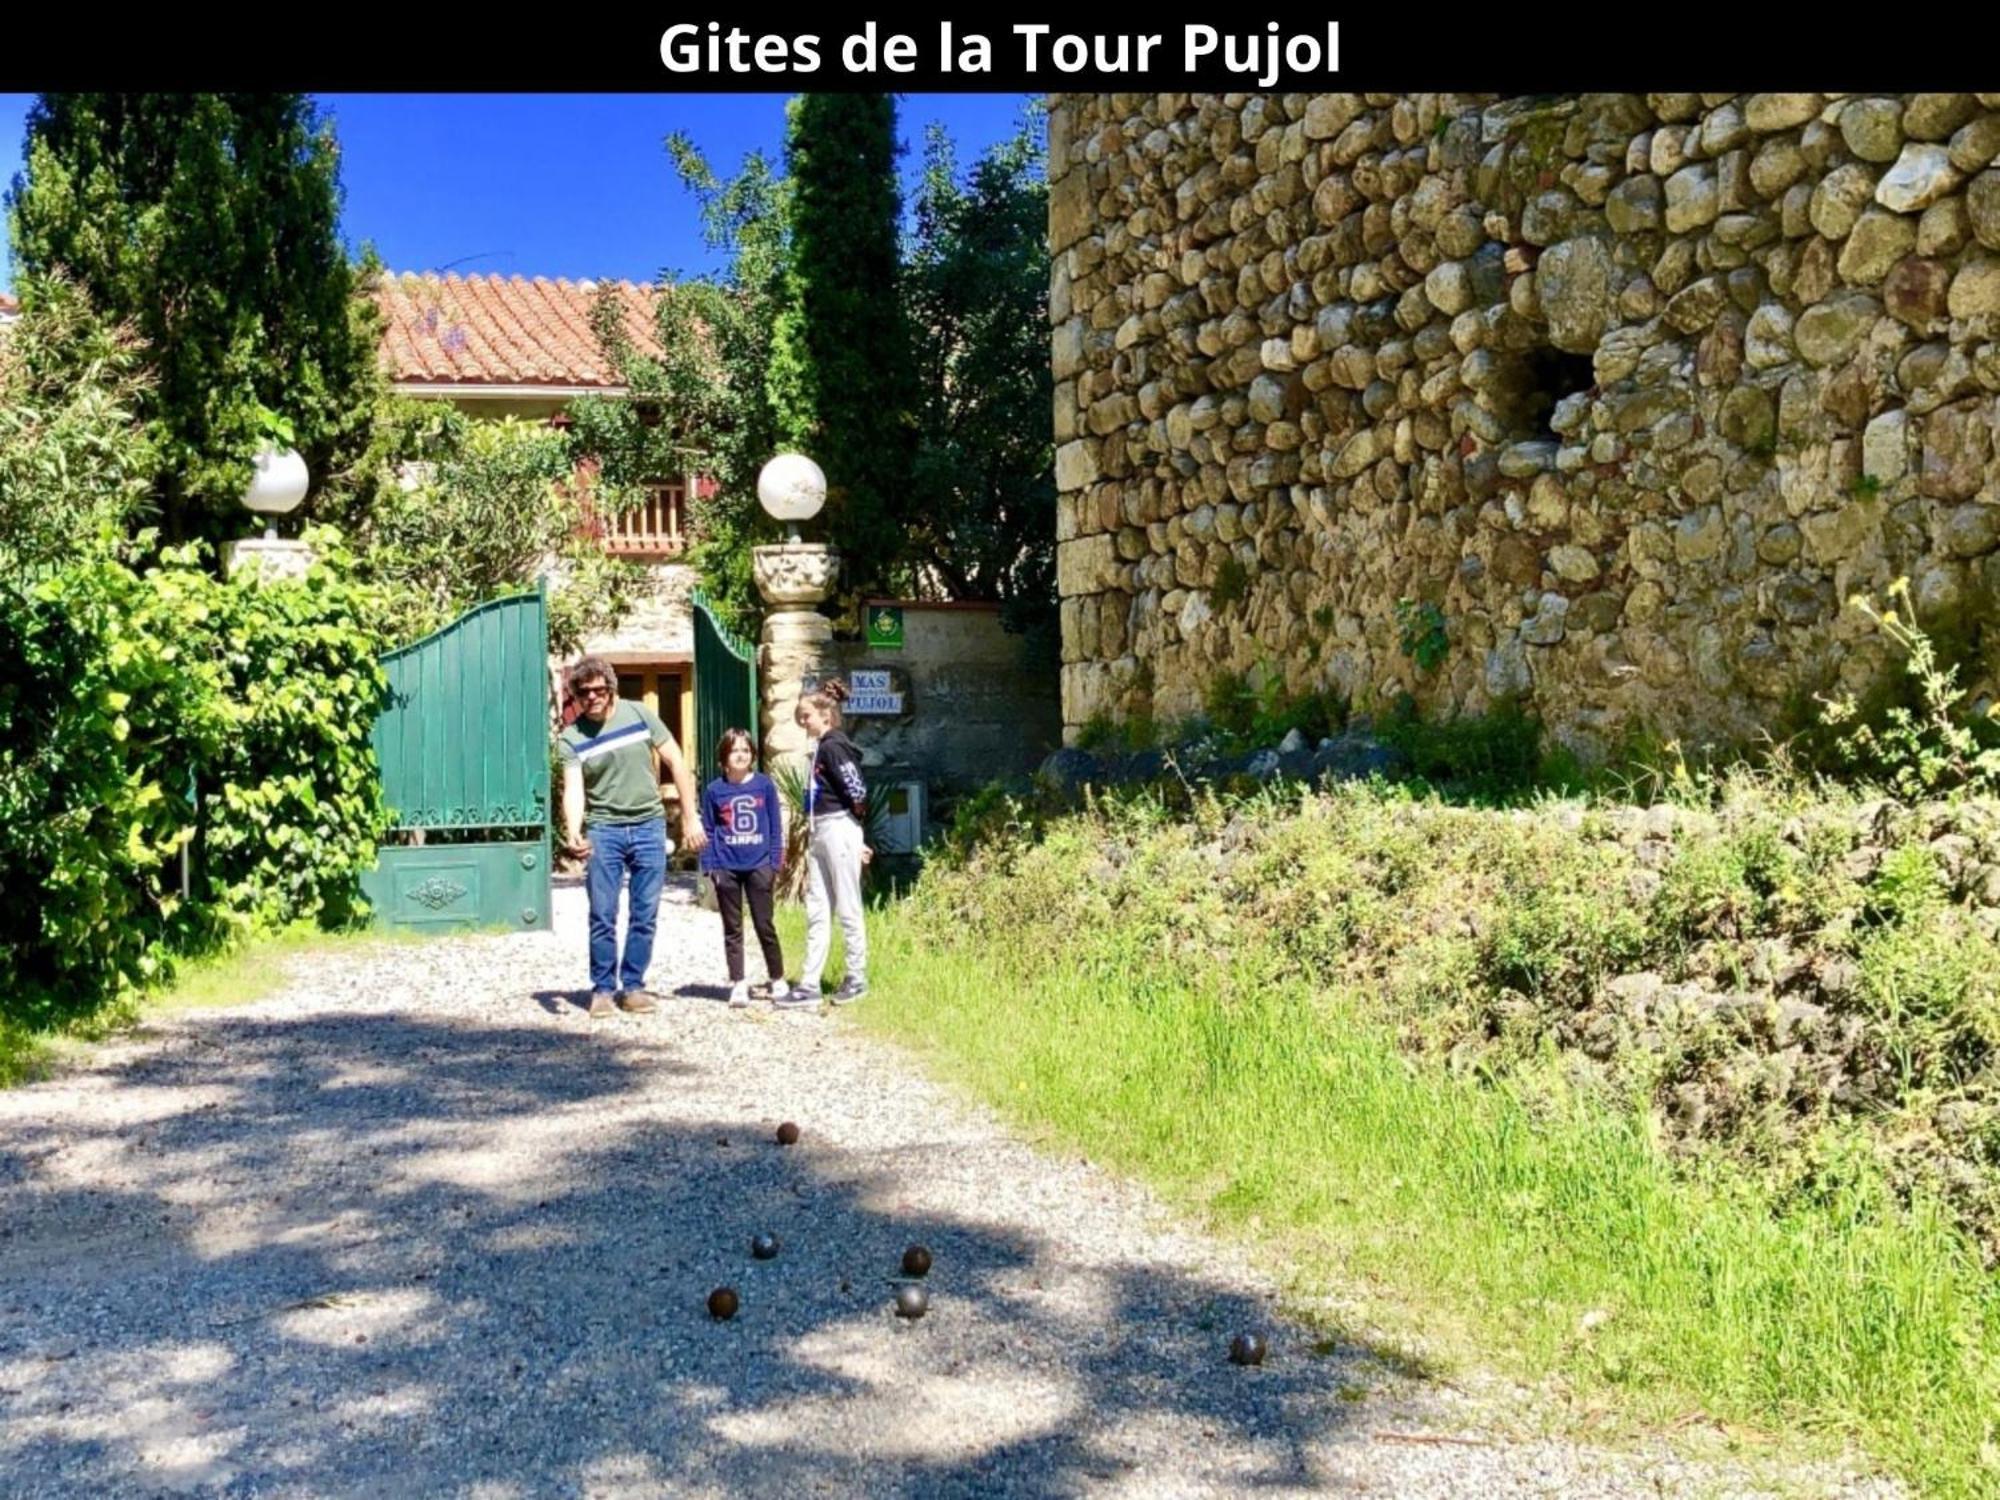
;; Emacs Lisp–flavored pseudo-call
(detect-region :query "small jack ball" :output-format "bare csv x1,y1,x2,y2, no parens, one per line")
707,1287,740,1321
1229,1332,1266,1366
895,1285,929,1320
776,1122,801,1145
750,1233,780,1260
901,1244,932,1278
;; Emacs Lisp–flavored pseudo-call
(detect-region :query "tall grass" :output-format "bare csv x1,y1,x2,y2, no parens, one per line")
855,907,2000,1497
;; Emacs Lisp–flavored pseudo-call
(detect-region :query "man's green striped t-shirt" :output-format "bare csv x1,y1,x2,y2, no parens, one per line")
557,699,673,827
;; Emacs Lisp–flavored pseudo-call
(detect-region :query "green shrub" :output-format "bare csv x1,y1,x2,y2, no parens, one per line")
1867,843,1946,925
1075,711,1162,754
1378,697,1545,796
1253,684,1346,748
1074,714,1118,751
1818,578,2000,799
0,536,389,1029
1203,669,1258,740
1485,860,1649,1003
195,537,391,929
1649,812,1803,952
1,555,227,1022
1201,668,1347,754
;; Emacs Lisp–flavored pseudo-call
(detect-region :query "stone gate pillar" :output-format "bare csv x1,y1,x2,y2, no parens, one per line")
222,536,317,581
754,543,841,777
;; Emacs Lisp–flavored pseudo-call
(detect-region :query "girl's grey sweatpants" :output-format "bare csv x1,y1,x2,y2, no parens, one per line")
803,811,867,989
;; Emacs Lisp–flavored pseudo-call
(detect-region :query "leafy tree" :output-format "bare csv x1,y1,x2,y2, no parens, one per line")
903,117,1054,649
6,93,382,544
348,402,638,656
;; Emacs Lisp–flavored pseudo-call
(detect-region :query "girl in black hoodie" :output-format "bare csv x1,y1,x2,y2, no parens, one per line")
791,678,871,1006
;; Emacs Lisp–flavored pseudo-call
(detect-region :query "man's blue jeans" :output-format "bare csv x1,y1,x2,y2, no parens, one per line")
584,817,669,994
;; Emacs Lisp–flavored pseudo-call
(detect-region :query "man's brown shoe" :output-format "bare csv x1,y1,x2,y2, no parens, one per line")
587,990,615,1017
616,989,659,1014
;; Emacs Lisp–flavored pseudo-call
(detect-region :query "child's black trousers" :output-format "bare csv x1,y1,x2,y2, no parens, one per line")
713,866,783,982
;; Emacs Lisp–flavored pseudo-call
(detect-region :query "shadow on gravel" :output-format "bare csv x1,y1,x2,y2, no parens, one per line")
671,981,735,1004
532,988,596,1015
1,1005,1377,1496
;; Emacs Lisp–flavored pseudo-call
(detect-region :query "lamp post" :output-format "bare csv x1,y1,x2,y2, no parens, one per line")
756,451,826,544
225,439,314,581
242,445,310,540
751,453,841,771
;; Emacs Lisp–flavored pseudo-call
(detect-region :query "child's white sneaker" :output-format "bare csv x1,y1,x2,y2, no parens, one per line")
728,980,751,1008
767,977,792,1002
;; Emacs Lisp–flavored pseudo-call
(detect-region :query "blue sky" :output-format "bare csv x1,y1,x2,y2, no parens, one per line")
0,93,1038,292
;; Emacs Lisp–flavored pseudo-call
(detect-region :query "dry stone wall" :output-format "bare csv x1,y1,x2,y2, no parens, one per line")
1051,92,2000,752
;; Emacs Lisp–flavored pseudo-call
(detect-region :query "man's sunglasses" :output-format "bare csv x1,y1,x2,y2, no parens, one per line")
577,684,613,700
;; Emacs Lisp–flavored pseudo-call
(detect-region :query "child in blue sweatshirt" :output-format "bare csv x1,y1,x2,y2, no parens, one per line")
698,728,788,1007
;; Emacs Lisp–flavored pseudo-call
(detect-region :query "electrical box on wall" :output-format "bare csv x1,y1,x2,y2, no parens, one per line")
875,781,925,854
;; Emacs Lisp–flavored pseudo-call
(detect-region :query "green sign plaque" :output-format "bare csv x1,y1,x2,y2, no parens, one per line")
866,604,905,649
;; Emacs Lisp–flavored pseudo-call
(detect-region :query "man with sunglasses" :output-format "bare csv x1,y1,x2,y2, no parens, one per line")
557,656,707,1017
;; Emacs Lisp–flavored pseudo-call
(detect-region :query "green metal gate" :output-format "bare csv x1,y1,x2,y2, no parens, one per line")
359,585,553,932
692,589,759,774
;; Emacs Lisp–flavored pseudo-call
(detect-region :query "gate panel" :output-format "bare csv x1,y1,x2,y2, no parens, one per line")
692,590,758,774
360,585,553,932
364,842,549,933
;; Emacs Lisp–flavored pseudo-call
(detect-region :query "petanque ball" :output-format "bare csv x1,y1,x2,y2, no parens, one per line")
1229,1332,1266,1366
776,1122,801,1145
901,1244,932,1278
895,1285,929,1320
751,1233,780,1260
707,1286,740,1321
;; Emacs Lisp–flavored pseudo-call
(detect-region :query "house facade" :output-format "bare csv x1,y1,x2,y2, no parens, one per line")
373,270,700,750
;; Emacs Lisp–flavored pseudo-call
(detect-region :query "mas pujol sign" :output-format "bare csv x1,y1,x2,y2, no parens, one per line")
845,668,905,717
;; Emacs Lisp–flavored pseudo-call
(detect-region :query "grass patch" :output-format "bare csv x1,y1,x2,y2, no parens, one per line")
150,924,429,1015
847,789,2000,1498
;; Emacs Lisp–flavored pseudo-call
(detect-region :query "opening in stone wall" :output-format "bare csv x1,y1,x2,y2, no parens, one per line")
1491,345,1597,443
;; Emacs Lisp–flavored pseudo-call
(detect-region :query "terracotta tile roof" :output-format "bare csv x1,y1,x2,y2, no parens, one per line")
374,272,663,391
0,291,18,320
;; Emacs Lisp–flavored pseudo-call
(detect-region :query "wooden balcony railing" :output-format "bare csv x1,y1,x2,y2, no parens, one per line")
601,482,688,558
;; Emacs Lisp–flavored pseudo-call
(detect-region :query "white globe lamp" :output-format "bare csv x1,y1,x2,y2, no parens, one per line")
757,452,827,542
242,445,310,539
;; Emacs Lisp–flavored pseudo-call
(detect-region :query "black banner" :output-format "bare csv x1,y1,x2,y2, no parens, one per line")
1,16,1982,92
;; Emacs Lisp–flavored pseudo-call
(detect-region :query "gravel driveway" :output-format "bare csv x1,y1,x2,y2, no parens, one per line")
0,877,1900,1498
